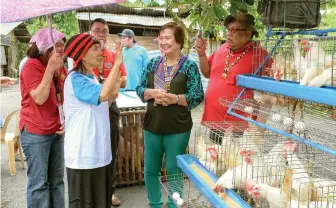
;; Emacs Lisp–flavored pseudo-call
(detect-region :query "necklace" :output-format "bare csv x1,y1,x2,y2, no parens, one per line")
221,42,254,79
163,54,182,90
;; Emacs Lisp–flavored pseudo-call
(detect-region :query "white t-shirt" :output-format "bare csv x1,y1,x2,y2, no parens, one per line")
63,71,111,169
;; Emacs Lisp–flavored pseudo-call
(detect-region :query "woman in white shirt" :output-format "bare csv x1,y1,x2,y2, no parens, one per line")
63,33,122,208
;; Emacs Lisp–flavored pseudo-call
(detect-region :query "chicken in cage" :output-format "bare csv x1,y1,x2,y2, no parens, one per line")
253,36,336,87
160,154,251,207
192,113,336,206
193,121,266,176
194,122,292,203
219,93,336,150
245,141,336,208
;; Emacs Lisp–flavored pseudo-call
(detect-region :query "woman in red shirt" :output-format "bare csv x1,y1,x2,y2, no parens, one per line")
20,28,66,208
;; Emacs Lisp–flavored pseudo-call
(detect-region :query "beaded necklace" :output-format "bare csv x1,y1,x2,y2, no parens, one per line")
221,42,254,79
163,54,182,90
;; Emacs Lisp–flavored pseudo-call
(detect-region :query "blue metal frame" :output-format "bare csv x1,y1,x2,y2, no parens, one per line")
227,76,336,156
266,27,336,37
227,107,336,156
176,154,251,208
237,75,336,106
227,27,336,157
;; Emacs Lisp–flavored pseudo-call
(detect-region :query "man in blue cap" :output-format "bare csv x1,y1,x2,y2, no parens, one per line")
118,29,149,91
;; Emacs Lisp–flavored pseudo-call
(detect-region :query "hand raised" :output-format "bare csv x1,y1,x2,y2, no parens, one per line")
194,38,207,56
47,53,64,73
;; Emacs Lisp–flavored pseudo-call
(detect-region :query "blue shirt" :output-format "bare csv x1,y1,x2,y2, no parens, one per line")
122,44,149,91
71,72,102,106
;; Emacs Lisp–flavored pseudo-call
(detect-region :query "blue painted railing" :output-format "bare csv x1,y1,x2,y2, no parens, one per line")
176,154,251,208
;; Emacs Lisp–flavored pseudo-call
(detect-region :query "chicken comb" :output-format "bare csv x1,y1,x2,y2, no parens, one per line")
245,180,257,191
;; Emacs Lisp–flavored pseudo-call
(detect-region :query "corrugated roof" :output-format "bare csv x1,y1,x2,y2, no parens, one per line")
77,4,190,18
77,4,167,17
77,12,190,27
13,23,31,43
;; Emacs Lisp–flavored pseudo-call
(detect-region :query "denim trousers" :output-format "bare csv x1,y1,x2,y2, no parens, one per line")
20,128,65,208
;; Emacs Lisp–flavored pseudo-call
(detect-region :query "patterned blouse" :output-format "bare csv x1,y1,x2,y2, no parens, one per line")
136,56,204,110
136,55,204,134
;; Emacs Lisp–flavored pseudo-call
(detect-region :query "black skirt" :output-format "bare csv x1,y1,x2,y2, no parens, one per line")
66,163,112,208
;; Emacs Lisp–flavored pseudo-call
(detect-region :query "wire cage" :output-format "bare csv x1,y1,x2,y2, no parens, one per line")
252,35,336,86
254,141,336,207
160,173,213,208
219,92,336,151
192,120,336,207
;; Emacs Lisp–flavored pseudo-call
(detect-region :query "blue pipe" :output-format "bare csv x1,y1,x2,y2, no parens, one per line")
266,28,336,37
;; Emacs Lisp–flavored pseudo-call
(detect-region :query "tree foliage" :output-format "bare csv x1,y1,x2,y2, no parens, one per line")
25,11,79,40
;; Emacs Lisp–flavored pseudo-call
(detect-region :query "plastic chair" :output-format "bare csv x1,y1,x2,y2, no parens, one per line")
1,109,25,175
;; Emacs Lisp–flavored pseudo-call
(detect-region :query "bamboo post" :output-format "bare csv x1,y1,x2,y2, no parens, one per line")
128,114,136,182
122,115,129,183
117,135,123,183
135,113,142,181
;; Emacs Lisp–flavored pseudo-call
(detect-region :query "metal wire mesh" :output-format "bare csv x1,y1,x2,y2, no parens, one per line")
160,173,213,208
252,36,336,86
192,121,336,207
219,93,336,150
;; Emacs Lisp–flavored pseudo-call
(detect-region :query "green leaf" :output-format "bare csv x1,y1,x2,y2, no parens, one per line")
200,10,210,29
243,0,254,6
230,3,237,16
179,0,194,4
214,5,226,20
230,0,248,11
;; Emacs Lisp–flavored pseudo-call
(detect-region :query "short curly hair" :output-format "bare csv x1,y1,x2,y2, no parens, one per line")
159,22,185,49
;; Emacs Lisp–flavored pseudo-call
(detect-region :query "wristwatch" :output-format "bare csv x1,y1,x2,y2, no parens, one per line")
176,95,180,104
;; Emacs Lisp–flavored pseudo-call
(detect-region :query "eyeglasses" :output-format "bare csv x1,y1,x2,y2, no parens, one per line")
91,30,108,35
226,28,246,35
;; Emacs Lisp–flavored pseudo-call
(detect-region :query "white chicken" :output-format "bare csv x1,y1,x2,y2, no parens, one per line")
300,66,324,86
251,182,336,208
251,182,288,208
195,134,219,173
197,127,237,174
213,148,264,193
238,126,262,152
284,142,313,202
296,40,335,87
308,67,336,87
263,140,295,186
221,126,263,170
199,146,219,173
292,39,310,80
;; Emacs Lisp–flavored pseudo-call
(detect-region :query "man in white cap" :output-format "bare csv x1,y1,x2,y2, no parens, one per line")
118,29,149,91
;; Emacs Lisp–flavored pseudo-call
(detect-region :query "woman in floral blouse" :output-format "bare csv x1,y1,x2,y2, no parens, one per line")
136,22,204,208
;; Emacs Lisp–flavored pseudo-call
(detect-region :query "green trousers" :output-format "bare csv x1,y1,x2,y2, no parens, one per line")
144,130,191,208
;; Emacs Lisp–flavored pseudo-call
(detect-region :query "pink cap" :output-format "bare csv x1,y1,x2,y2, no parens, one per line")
29,28,65,53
